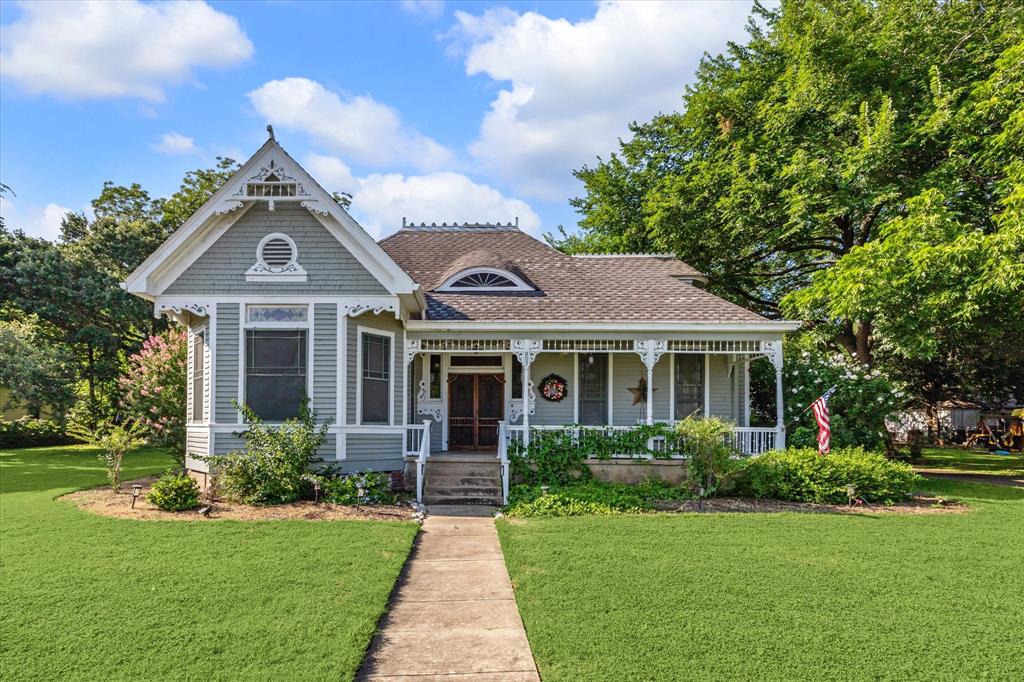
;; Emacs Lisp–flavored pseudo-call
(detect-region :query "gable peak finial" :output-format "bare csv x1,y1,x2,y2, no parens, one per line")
266,124,276,142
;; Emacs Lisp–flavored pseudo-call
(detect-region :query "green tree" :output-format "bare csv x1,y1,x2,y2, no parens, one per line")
0,318,77,418
563,0,1022,405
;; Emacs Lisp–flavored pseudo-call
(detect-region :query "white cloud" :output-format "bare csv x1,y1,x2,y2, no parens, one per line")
249,78,451,171
305,154,540,239
447,1,755,200
401,1,445,19
153,132,197,155
0,197,72,242
0,0,252,101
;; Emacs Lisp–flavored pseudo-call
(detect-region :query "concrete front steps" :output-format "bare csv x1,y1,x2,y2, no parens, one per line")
422,456,503,505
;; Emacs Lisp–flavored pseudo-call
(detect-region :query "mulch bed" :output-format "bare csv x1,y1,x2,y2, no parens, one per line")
649,495,967,515
62,476,419,522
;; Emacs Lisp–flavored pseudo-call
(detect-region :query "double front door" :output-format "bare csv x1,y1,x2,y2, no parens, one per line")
448,374,504,451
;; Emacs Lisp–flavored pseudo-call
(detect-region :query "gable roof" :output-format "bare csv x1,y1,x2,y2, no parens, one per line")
122,138,422,303
379,225,769,323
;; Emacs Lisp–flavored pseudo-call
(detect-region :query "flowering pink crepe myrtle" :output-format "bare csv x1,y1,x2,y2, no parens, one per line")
119,329,187,462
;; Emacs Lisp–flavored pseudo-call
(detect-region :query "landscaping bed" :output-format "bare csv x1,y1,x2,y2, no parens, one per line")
63,475,419,522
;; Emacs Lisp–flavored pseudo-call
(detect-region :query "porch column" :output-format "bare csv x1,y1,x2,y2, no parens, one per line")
635,340,667,426
403,339,422,427
511,339,542,446
767,340,785,449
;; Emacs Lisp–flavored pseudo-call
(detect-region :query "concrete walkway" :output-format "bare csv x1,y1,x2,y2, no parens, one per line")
357,505,539,681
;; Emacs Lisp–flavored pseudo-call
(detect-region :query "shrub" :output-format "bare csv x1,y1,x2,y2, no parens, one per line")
147,471,201,511
69,420,148,492
734,447,920,504
509,478,691,512
676,416,737,498
509,423,679,485
320,471,396,505
208,401,329,506
119,330,187,465
0,418,78,448
504,493,634,518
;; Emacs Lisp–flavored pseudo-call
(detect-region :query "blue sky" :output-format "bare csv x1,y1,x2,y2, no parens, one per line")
0,0,755,241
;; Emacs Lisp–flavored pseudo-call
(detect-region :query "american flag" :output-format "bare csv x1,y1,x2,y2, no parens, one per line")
810,386,837,455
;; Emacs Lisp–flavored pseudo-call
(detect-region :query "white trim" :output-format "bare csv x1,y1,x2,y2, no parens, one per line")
704,353,711,418
607,353,614,425
572,354,580,424
356,325,396,426
669,353,675,421
337,309,346,426
405,320,802,332
436,267,533,292
123,139,421,299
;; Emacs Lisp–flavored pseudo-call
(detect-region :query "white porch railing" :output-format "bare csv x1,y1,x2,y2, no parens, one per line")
503,423,780,458
497,420,510,504
406,420,431,504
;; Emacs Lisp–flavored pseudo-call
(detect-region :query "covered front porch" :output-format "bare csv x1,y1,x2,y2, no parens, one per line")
401,334,787,469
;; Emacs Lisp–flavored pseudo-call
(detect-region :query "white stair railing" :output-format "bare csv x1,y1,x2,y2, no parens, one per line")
416,419,430,504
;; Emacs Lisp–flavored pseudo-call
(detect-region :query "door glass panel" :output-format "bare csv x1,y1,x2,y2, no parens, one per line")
674,355,705,419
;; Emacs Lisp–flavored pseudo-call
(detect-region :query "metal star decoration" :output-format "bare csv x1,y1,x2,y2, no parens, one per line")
628,376,656,405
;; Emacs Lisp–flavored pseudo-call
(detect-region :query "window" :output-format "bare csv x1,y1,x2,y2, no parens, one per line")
191,330,206,423
437,268,533,291
512,356,523,396
578,353,608,425
674,355,705,419
428,354,441,400
245,330,307,421
361,332,391,424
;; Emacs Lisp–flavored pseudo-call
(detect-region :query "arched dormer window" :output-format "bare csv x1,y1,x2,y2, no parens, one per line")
437,267,533,292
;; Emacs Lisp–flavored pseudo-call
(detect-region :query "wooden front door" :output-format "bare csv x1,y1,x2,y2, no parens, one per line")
448,374,504,450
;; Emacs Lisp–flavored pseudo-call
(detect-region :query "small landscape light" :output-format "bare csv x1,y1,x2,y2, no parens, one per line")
846,484,857,507
313,478,322,505
131,484,143,508
540,485,549,496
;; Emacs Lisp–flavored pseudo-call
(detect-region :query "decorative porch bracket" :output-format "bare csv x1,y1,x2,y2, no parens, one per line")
634,340,667,425
154,302,210,326
511,339,542,446
763,340,786,449
341,299,400,319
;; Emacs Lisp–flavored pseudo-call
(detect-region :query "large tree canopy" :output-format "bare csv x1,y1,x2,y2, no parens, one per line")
560,0,1023,403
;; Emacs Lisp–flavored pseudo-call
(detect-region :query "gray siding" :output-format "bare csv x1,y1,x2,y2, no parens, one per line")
611,353,670,425
707,354,734,420
531,354,575,425
313,304,337,422
215,303,240,423
342,433,404,473
346,314,404,425
164,202,387,295
213,432,337,461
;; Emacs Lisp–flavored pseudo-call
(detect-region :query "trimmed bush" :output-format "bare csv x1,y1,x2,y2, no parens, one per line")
147,471,201,511
0,418,77,449
321,472,396,505
734,447,920,504
208,401,330,506
509,479,691,513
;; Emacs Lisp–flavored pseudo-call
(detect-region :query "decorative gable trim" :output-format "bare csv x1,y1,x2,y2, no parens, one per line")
122,138,422,305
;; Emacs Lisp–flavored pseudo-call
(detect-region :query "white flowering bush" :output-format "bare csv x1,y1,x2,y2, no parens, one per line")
753,340,904,450
786,348,902,450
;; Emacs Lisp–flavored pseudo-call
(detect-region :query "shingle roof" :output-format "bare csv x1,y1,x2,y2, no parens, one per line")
378,226,767,323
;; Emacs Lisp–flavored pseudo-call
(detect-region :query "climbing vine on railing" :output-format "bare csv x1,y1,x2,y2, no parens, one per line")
508,424,681,485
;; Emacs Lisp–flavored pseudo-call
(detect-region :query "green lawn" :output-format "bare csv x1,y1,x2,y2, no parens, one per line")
914,446,1024,476
498,480,1024,681
0,445,417,681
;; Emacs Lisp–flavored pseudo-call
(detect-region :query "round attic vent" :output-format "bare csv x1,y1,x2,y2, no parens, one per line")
257,233,297,269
